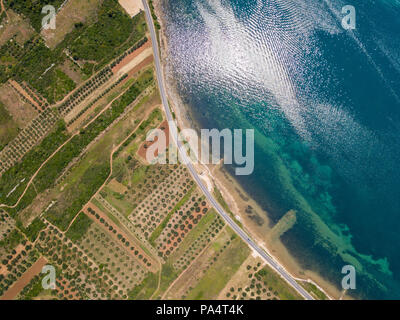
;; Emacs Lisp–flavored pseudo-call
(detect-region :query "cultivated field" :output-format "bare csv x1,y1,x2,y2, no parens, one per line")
41,0,104,49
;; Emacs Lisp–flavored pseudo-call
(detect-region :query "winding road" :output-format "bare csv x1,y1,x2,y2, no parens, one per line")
141,0,314,301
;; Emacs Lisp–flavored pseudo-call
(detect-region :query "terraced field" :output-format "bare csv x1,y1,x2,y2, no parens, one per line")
129,166,194,238
74,222,148,298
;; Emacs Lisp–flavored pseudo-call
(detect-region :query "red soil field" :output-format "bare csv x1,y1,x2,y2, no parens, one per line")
9,80,43,111
1,256,48,300
112,41,152,74
0,244,24,276
160,204,209,257
125,55,154,80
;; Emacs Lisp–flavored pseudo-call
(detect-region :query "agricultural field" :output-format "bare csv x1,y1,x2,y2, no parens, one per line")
153,190,209,258
0,100,19,153
1,0,147,106
41,0,104,49
84,205,157,272
70,218,149,298
68,1,147,72
6,0,66,32
35,223,120,300
129,165,194,238
0,83,37,129
0,210,15,241
0,229,41,298
171,231,250,300
0,117,68,204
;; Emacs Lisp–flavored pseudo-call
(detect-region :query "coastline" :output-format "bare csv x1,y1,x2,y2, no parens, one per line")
153,0,344,300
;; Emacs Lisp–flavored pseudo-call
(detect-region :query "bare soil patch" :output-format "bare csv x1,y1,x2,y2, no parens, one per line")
125,55,154,81
118,0,144,17
0,82,37,127
59,59,83,85
112,40,152,74
9,80,42,110
108,178,128,194
0,10,34,46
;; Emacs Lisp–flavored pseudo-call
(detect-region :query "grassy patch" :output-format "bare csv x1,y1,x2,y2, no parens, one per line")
46,162,109,231
131,165,148,185
17,218,46,242
65,212,93,242
102,186,134,216
52,69,76,101
186,236,250,300
157,262,179,296
0,101,18,152
299,281,327,300
255,267,303,300
213,187,243,228
128,271,158,300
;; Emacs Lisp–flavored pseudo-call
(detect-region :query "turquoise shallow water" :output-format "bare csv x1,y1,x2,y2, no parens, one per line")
161,0,400,298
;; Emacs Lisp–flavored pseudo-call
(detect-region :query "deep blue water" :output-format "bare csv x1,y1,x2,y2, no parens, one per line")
161,0,400,299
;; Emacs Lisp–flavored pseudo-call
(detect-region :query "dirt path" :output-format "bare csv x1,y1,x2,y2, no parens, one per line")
82,203,158,272
0,82,136,210
149,259,162,300
63,100,162,270
64,99,157,233
0,0,10,20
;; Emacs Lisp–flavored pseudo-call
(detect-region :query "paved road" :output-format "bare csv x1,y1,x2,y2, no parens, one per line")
141,0,314,301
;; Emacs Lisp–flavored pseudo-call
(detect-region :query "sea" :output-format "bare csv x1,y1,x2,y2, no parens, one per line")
160,0,400,299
